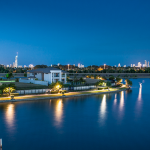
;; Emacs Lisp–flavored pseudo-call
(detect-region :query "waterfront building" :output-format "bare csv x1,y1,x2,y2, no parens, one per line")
27,67,67,84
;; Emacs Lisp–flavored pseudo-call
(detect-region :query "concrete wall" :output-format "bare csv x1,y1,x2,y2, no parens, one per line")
19,78,48,86
16,89,49,95
35,73,42,80
44,73,51,83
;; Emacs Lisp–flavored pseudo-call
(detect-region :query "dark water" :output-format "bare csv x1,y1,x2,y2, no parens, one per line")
0,79,150,150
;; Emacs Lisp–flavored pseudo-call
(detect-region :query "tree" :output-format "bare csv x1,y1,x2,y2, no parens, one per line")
109,76,115,80
116,77,122,83
0,83,16,95
6,73,13,79
79,77,85,84
95,80,106,86
24,73,27,77
49,81,64,91
106,81,111,87
125,79,132,87
3,87,15,96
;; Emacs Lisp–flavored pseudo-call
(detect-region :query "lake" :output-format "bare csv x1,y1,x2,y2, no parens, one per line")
0,78,150,150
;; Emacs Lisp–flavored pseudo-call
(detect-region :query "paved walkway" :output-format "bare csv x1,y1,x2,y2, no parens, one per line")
0,87,128,103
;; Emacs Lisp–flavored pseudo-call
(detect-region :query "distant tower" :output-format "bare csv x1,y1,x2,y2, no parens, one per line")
14,52,18,68
145,60,147,67
138,62,141,68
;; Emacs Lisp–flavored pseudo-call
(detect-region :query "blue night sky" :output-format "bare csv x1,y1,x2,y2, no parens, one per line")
0,0,150,66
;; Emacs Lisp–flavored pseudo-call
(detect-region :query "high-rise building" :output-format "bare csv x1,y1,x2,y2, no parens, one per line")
13,53,18,68
118,63,121,67
29,64,34,69
131,64,133,67
138,62,142,68
148,61,149,67
124,65,126,67
145,60,147,67
133,64,135,67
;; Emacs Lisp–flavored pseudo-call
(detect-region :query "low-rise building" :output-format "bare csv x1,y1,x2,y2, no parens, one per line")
27,67,67,84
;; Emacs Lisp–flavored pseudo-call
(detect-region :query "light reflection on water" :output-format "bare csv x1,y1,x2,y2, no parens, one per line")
114,94,117,105
5,104,15,128
54,99,63,127
99,94,106,124
135,84,143,117
138,86,142,101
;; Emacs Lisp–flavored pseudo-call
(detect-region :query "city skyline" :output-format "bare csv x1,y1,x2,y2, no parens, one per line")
1,52,150,68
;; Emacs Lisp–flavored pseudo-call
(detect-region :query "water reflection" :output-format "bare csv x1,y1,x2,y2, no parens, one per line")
138,84,142,101
135,84,143,117
114,94,117,105
99,95,106,124
5,104,15,129
54,99,63,127
119,91,124,111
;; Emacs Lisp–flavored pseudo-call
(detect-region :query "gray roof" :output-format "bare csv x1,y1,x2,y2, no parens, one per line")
27,67,67,73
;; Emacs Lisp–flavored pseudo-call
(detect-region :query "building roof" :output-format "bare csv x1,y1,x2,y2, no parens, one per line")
27,67,67,73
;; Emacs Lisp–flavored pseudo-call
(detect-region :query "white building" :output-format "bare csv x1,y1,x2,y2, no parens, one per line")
123,65,126,67
118,63,121,67
78,63,84,68
27,67,67,84
131,64,133,67
13,53,18,68
145,60,147,67
138,62,142,68
29,64,34,69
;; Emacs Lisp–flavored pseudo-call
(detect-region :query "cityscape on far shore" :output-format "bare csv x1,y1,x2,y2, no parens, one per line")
0,53,150,69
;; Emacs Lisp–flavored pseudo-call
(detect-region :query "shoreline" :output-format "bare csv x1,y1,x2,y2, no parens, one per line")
0,88,129,103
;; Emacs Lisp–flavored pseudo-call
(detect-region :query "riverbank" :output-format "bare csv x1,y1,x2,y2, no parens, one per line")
0,87,129,103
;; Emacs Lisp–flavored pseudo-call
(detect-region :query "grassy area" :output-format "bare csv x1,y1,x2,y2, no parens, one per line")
0,82,49,90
